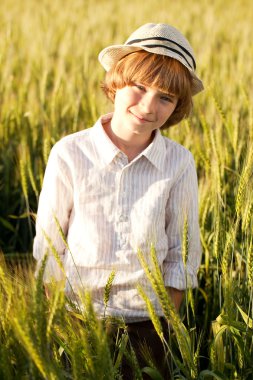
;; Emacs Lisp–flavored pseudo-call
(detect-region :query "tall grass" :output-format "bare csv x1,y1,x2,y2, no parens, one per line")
0,0,253,378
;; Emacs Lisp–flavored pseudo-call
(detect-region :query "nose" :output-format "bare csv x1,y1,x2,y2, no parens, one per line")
140,93,156,114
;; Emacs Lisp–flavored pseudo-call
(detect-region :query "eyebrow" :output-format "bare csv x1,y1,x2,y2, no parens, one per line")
157,90,177,98
135,82,178,99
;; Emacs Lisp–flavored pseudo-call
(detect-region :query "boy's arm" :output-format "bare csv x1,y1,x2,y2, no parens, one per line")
167,287,184,312
163,154,202,291
33,143,73,283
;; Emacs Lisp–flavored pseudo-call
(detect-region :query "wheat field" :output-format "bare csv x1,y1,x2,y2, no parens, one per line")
0,0,253,378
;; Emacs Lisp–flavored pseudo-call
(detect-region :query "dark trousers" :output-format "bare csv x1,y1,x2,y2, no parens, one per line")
109,319,172,380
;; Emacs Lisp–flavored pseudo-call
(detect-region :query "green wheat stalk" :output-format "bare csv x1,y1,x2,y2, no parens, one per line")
137,248,196,378
33,252,49,350
103,269,116,317
211,320,226,372
0,261,10,294
242,196,253,232
43,138,51,165
19,156,33,240
221,218,239,280
27,153,39,200
182,217,189,267
113,328,129,372
41,229,65,275
19,157,29,202
235,152,253,217
76,289,115,379
247,241,253,287
46,285,65,339
125,345,143,380
213,204,221,260
137,284,164,341
52,214,85,294
209,127,222,197
12,318,48,379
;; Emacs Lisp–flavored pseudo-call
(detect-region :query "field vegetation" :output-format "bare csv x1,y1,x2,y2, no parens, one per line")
0,0,253,378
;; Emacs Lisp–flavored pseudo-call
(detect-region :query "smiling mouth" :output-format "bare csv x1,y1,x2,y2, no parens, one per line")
129,111,153,123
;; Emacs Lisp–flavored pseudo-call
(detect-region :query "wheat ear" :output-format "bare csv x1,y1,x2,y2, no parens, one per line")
103,269,116,317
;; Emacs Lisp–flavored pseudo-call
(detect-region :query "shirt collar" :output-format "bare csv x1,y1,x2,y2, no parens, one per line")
90,113,167,171
140,129,167,172
90,113,121,168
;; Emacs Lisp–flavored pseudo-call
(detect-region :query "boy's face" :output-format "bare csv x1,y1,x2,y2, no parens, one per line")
113,83,178,140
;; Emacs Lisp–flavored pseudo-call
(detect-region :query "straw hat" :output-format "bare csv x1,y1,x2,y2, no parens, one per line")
98,23,204,96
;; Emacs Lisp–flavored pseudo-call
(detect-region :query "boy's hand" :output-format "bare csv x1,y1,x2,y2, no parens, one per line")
167,287,184,312
43,281,65,299
44,284,52,299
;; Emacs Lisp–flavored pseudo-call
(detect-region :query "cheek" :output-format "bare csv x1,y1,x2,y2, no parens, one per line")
115,88,134,105
172,102,178,113
114,93,126,110
161,106,175,122
168,103,177,117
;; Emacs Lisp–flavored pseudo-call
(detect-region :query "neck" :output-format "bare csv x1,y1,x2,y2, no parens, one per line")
103,119,154,161
103,120,153,161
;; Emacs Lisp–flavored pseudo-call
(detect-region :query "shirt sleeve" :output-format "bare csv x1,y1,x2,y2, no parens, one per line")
163,154,201,289
33,142,73,283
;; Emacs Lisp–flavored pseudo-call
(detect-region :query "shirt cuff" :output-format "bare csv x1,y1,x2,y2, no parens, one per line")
35,255,65,283
163,261,198,290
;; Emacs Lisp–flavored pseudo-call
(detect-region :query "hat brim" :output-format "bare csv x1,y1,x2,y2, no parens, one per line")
98,44,204,96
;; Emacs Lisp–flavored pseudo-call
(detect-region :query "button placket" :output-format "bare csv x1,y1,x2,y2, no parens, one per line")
115,165,130,249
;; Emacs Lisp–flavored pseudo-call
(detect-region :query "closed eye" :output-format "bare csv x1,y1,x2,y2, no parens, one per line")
133,83,146,91
160,95,172,102
160,94,177,103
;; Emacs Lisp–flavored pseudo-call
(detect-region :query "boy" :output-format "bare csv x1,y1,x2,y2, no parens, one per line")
33,23,203,377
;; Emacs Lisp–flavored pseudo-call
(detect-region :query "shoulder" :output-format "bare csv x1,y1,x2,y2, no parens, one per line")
155,135,198,186
163,136,194,166
53,128,92,152
48,127,95,165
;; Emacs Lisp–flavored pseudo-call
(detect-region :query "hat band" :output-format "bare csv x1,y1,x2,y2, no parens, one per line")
126,36,196,70
141,44,194,71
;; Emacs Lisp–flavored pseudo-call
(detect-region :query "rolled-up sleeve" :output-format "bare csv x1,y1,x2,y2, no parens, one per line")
33,143,73,283
163,154,201,289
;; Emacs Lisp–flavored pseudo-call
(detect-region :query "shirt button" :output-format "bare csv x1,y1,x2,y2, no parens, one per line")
119,214,127,222
120,237,127,246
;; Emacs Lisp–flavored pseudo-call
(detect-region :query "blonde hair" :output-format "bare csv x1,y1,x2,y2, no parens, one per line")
101,50,193,129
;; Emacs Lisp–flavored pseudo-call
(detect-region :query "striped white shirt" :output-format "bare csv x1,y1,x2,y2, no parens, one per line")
33,113,201,320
